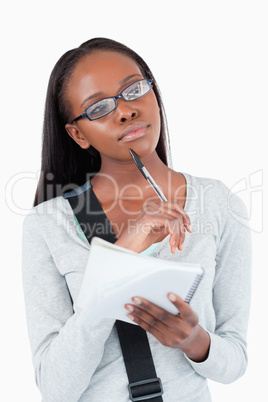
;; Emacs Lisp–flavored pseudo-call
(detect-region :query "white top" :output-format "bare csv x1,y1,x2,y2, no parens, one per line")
22,173,252,401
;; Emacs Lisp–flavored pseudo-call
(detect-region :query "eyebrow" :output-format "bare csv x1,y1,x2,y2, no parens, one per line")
80,73,142,108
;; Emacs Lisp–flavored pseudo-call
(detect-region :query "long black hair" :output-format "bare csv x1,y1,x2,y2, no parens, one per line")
34,38,171,206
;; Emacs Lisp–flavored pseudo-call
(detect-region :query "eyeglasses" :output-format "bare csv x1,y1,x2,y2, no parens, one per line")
70,78,153,123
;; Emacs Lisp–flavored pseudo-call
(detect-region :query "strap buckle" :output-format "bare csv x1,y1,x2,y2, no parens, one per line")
128,377,163,401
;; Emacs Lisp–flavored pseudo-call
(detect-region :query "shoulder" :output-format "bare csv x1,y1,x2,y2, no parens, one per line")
182,172,249,235
183,172,228,196
22,195,74,235
25,178,92,224
183,172,247,212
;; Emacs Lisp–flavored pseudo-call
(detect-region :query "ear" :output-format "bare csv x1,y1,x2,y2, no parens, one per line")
65,124,91,149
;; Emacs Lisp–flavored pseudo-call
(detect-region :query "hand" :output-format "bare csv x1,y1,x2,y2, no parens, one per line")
125,293,210,362
115,200,192,254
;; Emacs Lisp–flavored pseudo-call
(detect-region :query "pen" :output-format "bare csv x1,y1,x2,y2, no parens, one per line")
129,149,168,202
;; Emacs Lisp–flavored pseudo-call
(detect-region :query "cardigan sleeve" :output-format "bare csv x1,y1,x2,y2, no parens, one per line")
185,185,252,384
22,210,114,402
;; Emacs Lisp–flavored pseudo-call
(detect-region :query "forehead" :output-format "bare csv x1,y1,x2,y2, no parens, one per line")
69,51,143,96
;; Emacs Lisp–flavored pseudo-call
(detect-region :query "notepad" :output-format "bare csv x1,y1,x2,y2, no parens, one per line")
76,237,204,325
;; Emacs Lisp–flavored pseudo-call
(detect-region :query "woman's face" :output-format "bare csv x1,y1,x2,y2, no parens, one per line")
65,51,161,164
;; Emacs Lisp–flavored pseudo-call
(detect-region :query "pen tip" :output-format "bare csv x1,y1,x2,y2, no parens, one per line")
129,149,138,161
129,149,144,170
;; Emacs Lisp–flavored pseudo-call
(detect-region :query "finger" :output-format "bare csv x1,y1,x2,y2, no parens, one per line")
168,293,198,325
156,202,192,233
168,218,185,252
142,200,191,234
125,309,170,346
128,296,175,327
172,204,192,232
169,233,179,254
125,304,168,335
144,200,190,224
146,214,178,232
141,211,187,252
177,219,186,250
169,232,183,253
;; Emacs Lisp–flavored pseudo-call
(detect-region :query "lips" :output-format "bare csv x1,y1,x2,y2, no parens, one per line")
119,123,149,141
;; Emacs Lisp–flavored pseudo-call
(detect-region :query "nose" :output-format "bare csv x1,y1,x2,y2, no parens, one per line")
115,99,138,123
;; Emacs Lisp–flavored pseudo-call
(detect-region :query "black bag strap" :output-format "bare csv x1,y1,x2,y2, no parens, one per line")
115,320,163,401
63,182,163,401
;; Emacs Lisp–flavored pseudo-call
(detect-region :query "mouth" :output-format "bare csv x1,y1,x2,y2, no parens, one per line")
119,123,149,142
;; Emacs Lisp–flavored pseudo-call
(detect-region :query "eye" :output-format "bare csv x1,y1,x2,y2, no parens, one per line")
123,80,151,101
125,84,142,100
91,104,109,115
87,99,114,119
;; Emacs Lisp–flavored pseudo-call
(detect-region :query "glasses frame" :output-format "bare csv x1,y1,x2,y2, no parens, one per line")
70,78,153,123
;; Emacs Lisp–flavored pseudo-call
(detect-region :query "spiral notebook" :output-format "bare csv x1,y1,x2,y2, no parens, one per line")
76,237,204,325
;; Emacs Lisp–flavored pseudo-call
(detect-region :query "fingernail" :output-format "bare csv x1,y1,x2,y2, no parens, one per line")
133,297,142,305
127,313,135,321
168,293,176,302
125,305,134,312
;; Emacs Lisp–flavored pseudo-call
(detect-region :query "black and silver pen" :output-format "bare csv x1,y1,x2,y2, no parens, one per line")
129,149,167,202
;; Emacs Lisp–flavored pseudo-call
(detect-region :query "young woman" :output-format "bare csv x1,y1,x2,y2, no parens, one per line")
22,38,251,401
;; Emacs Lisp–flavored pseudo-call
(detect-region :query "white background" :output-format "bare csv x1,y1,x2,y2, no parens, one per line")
1,0,267,400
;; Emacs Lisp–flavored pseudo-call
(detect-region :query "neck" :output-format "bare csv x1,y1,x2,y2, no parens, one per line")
92,150,169,191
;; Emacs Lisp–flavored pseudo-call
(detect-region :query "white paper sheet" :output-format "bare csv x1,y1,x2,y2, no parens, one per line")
77,237,203,325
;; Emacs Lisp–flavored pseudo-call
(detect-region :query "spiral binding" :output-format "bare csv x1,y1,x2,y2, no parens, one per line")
185,273,203,303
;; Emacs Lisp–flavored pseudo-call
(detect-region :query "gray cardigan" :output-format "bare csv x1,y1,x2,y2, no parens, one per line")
22,173,251,401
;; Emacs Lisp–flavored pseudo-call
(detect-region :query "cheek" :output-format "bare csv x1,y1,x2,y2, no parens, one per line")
151,100,161,139
149,93,161,126
81,124,116,152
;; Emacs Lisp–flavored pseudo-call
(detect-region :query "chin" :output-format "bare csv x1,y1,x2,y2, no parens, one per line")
129,135,160,158
129,144,156,159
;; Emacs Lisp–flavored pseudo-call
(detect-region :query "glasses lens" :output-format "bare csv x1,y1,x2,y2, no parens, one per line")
122,80,151,101
87,98,116,120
